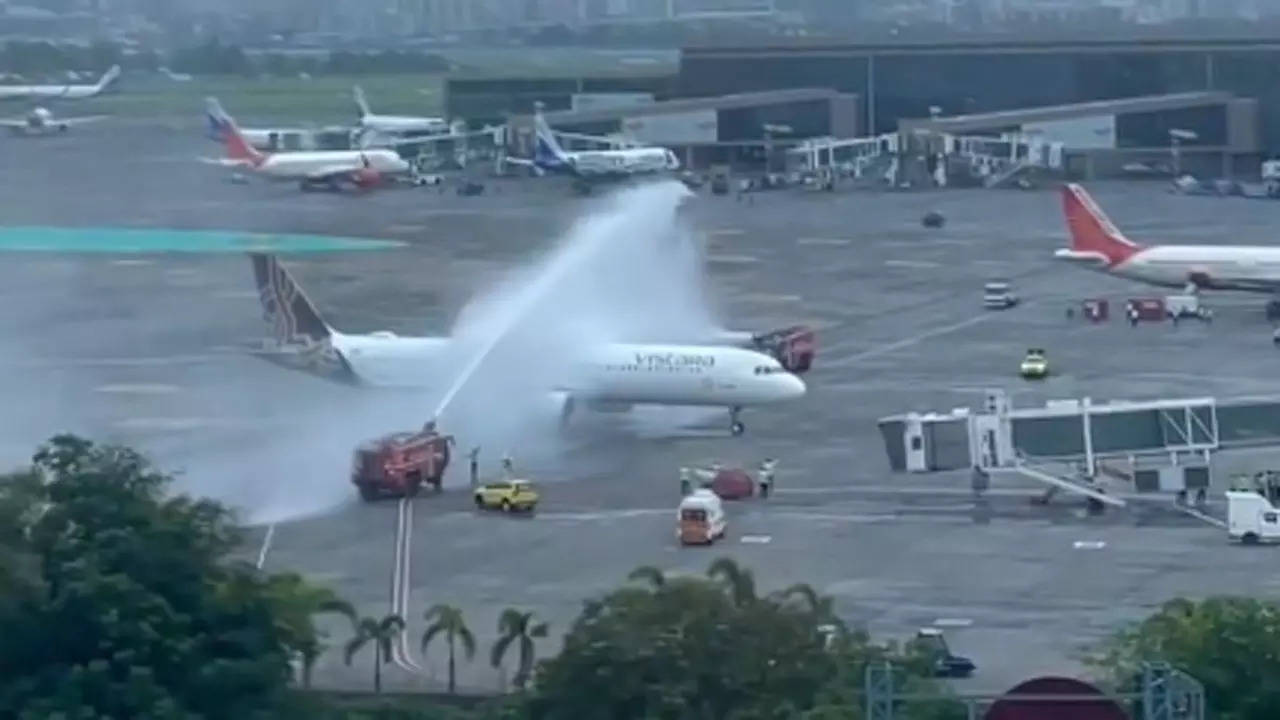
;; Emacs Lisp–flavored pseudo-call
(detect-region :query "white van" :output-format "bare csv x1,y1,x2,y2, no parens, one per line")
1227,491,1280,544
677,489,727,545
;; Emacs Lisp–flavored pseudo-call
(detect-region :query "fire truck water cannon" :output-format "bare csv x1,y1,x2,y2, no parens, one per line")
351,424,453,502
751,325,816,374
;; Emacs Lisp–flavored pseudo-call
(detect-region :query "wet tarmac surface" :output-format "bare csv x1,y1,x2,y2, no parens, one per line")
3,123,1279,693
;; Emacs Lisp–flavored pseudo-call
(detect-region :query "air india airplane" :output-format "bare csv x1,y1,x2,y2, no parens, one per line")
1056,183,1280,306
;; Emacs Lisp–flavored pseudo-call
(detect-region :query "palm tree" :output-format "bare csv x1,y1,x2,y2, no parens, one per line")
266,573,357,688
421,604,475,694
626,565,667,591
490,608,549,690
343,614,405,693
707,557,757,607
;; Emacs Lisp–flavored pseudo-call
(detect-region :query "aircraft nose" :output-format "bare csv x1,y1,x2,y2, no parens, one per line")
778,372,806,399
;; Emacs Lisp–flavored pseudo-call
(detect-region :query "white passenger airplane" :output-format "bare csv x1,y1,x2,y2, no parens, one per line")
204,98,410,191
248,254,809,435
0,106,106,135
512,104,679,179
354,85,449,136
1056,183,1280,299
0,65,120,101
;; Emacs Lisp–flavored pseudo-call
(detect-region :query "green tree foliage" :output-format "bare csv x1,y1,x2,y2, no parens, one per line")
527,559,955,720
0,434,331,719
346,614,407,694
265,573,357,688
490,609,549,691
1090,596,1280,720
422,604,476,695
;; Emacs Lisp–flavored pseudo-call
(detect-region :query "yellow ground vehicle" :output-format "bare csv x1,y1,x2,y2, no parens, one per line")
1020,348,1049,379
474,479,539,513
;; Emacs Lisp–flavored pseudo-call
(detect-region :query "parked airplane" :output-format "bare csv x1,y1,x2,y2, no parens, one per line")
203,98,410,192
510,105,679,179
0,65,120,102
1056,183,1280,310
354,85,449,136
247,253,808,435
1,106,106,135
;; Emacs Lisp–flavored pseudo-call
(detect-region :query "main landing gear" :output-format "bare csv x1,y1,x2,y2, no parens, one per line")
730,406,745,436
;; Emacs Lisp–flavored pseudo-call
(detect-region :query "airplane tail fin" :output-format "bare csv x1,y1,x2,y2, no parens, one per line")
206,97,265,166
532,104,568,168
96,65,121,92
1061,183,1140,266
354,85,371,118
251,253,332,344
248,253,357,384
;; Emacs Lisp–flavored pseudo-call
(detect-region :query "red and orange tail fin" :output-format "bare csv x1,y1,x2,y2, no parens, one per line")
205,97,265,167
1062,183,1140,266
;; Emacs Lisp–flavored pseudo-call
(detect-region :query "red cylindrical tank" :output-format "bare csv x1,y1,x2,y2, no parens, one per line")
985,676,1128,720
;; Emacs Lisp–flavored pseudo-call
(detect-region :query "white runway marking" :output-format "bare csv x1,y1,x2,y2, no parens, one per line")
933,617,974,628
213,289,260,300
884,259,941,269
706,254,759,265
740,292,803,304
114,417,214,431
837,313,999,365
1,355,217,368
1072,540,1107,550
797,237,852,246
109,259,154,267
707,228,745,237
740,535,772,544
94,383,180,395
537,508,671,521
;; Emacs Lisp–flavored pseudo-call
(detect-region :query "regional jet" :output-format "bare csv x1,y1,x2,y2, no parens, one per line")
203,98,410,192
247,254,811,435
509,104,679,180
0,106,106,135
1056,183,1280,313
0,65,120,102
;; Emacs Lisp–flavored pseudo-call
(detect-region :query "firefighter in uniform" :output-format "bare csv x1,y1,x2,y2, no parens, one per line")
502,452,515,480
469,446,480,488
679,466,692,496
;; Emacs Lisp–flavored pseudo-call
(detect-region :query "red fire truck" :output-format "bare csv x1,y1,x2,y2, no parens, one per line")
351,426,453,501
751,325,816,374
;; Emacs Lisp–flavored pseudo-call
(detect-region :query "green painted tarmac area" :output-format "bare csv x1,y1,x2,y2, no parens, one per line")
0,227,405,253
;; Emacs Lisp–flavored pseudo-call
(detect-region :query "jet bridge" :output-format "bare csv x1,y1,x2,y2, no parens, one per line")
878,390,1280,505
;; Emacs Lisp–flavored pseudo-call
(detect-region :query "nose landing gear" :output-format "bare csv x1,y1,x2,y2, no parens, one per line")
730,407,745,436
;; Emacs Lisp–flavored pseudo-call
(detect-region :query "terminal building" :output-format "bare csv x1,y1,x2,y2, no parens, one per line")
898,91,1261,179
677,36,1280,151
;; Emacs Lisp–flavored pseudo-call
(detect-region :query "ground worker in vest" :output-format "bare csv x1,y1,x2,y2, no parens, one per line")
758,458,777,499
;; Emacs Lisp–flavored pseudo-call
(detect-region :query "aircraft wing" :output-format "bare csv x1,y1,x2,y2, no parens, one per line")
198,156,254,168
58,115,108,126
0,118,27,127
305,164,363,182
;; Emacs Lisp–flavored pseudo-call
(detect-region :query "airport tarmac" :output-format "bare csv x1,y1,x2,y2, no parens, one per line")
3,124,1280,695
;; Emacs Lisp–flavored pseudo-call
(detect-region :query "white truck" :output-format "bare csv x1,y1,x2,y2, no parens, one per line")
983,281,1018,310
1226,490,1280,544
1165,294,1212,321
